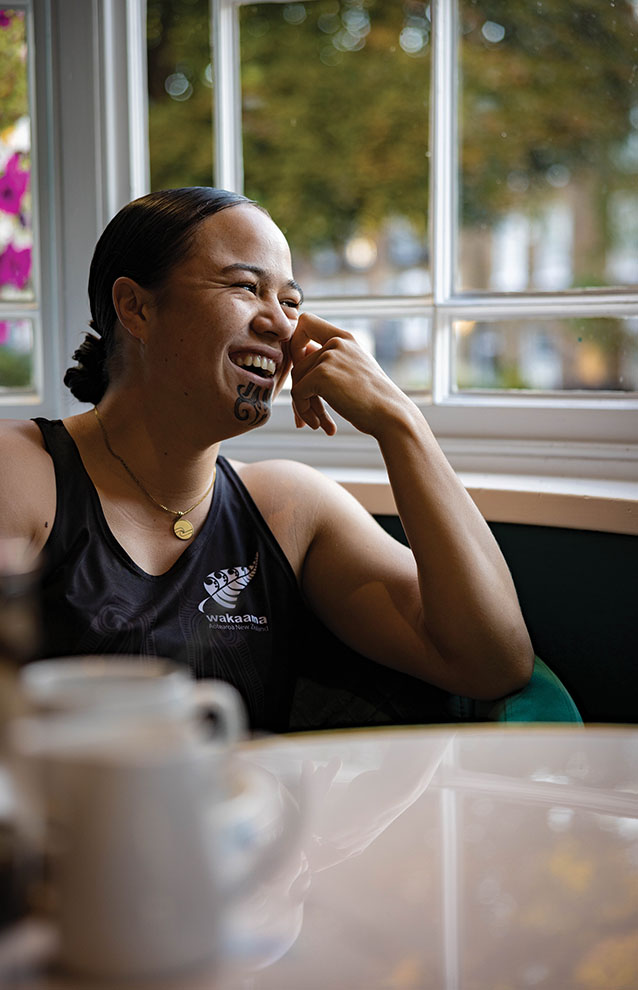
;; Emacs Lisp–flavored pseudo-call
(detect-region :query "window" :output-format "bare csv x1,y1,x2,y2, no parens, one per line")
459,2,638,297
0,0,599,484
0,1,149,422
456,0,638,398
147,0,638,483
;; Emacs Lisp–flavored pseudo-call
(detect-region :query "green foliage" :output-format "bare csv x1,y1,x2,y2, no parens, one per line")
147,0,214,188
0,12,28,133
147,0,638,257
239,1,430,250
460,0,638,223
147,0,431,250
0,347,31,388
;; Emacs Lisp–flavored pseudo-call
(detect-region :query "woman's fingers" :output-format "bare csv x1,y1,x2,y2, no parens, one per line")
292,390,337,435
289,313,350,365
289,313,356,435
311,395,337,435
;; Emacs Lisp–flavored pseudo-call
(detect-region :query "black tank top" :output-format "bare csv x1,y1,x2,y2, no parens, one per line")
33,418,306,732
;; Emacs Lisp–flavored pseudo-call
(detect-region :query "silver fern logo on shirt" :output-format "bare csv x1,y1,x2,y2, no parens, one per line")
198,552,268,627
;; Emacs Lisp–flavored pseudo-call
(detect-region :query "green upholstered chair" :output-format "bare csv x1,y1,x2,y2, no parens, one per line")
447,655,583,724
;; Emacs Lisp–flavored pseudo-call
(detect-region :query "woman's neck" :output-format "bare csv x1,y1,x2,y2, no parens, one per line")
65,400,221,507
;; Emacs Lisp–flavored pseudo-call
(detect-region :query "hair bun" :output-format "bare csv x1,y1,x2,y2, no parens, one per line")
63,332,108,404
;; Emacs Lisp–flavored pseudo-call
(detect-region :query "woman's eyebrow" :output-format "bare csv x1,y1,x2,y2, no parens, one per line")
220,263,304,303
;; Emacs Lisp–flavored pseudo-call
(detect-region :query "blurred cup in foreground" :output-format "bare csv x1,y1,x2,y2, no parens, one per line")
8,690,301,981
19,655,246,742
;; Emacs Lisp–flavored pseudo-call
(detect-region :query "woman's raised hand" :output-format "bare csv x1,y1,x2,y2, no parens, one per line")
289,313,406,437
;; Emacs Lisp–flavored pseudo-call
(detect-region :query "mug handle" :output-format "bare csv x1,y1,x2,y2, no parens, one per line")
192,679,248,744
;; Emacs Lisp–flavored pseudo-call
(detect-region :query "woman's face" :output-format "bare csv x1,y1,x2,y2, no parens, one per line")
140,203,302,439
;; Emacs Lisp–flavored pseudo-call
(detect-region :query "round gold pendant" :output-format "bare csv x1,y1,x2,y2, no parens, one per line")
173,517,194,541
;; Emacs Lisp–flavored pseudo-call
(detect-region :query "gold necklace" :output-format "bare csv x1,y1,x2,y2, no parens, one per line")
94,406,216,541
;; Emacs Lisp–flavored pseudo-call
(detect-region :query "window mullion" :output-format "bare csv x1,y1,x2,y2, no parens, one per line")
430,0,458,308
301,296,432,319
439,291,638,321
430,0,458,405
212,0,243,191
99,0,149,217
126,0,150,200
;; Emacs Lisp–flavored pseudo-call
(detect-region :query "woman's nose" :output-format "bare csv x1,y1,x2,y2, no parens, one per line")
251,299,297,340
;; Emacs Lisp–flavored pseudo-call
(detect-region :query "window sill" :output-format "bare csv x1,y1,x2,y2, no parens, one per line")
222,415,638,535
327,470,638,535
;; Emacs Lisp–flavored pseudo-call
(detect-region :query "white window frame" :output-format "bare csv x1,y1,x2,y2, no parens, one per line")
2,0,148,422
16,1,638,531
212,0,638,488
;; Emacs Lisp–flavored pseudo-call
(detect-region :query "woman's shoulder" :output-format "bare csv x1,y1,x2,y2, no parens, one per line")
0,417,49,454
0,418,56,543
229,456,332,492
228,456,340,514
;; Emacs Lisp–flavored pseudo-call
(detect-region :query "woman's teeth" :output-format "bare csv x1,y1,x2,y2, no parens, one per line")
234,354,276,377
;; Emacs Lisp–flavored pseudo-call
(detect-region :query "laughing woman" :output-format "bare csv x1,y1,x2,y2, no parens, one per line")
0,187,533,731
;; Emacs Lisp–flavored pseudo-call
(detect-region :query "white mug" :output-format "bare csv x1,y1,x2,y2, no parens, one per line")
9,708,302,981
20,656,246,742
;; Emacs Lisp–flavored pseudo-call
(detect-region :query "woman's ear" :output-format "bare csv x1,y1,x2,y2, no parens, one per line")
112,277,152,341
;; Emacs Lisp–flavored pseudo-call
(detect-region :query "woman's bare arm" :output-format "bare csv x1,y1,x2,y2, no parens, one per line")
280,313,533,699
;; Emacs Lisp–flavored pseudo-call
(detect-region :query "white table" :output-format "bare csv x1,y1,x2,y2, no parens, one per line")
1,724,637,989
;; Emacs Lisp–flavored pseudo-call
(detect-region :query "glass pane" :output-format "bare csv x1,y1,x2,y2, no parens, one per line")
454,316,638,392
239,1,430,298
0,8,34,302
279,314,430,393
0,317,34,390
147,0,214,189
459,0,638,292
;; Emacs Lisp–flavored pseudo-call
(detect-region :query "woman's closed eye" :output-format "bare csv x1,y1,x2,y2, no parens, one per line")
234,281,301,312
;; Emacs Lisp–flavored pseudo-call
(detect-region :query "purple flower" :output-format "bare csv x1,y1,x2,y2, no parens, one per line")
0,12,12,28
0,243,32,290
0,154,29,215
0,321,9,344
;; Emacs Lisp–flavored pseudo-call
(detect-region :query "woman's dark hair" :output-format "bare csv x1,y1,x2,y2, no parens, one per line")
64,187,260,403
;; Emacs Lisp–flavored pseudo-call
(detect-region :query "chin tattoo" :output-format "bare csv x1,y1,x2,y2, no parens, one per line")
234,382,272,426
